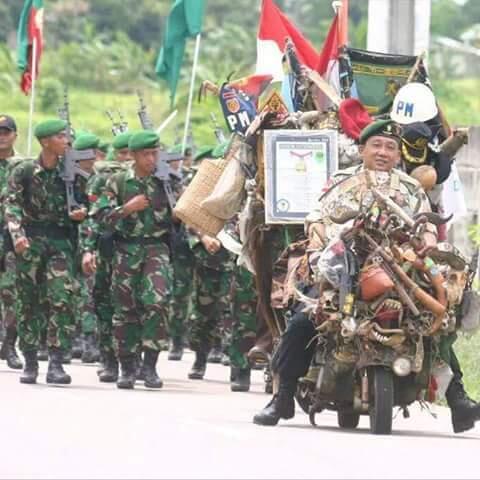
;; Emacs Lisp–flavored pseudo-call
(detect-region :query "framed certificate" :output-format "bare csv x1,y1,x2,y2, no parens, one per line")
264,129,339,224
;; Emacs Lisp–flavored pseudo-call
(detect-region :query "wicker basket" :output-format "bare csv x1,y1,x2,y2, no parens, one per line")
174,158,229,237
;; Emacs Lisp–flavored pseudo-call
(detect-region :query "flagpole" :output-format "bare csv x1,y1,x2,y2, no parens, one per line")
27,38,38,157
182,33,201,154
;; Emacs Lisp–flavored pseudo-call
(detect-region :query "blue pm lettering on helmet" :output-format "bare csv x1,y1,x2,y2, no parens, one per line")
396,101,415,118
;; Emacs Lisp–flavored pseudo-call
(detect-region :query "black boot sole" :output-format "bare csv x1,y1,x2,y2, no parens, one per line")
99,374,118,383
20,375,38,384
46,375,72,385
188,371,205,380
144,380,164,389
253,414,281,426
117,382,135,389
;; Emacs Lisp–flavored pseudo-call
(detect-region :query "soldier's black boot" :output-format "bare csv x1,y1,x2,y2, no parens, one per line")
253,379,296,426
188,351,207,380
71,331,83,359
207,344,223,364
20,350,38,384
37,335,48,362
230,366,251,392
446,378,480,433
0,326,23,370
168,337,184,361
143,349,163,389
117,355,136,389
81,333,99,363
46,348,72,385
135,351,146,381
98,350,119,383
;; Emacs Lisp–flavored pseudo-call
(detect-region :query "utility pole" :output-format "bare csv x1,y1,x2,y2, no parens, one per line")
367,0,431,56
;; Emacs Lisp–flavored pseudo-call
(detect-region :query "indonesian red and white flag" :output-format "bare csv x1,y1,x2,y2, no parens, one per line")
255,0,319,81
316,0,349,102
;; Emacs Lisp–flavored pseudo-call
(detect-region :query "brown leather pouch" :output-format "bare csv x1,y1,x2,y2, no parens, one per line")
360,265,394,301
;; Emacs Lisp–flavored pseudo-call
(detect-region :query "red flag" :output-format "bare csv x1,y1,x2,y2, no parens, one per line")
256,0,319,81
228,74,273,107
17,0,44,95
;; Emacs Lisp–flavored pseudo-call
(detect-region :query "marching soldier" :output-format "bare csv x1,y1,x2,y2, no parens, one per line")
6,119,85,385
0,115,24,370
93,130,173,390
81,131,132,382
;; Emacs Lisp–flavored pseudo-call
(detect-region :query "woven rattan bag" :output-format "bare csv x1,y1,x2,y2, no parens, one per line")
174,157,229,237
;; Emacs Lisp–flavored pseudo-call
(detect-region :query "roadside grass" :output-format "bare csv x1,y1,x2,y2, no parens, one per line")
455,331,480,400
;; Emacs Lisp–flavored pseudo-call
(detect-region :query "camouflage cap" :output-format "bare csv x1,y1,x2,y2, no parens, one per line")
112,131,132,150
73,133,100,151
359,119,401,145
34,119,68,139
128,130,159,151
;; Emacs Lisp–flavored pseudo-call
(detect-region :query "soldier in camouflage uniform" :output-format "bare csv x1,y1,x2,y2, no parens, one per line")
166,144,196,361
185,146,235,380
80,131,131,382
0,115,23,370
227,264,257,391
71,133,102,364
6,119,86,385
92,130,173,390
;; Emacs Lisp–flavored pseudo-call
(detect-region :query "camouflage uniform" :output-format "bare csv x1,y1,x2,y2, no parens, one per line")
167,166,195,342
188,236,234,354
94,166,173,358
80,160,126,358
5,158,76,353
227,264,257,369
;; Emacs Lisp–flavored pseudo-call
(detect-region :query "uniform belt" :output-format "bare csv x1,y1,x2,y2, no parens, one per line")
25,223,72,238
114,234,169,246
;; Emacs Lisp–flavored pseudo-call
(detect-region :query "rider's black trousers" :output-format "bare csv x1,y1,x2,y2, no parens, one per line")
271,311,316,382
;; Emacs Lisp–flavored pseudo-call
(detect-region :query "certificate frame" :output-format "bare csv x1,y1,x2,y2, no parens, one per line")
264,129,339,224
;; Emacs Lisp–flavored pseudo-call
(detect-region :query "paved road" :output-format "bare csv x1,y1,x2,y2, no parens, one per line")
0,352,479,479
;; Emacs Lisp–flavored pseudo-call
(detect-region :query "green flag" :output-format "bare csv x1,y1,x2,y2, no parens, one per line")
156,0,206,105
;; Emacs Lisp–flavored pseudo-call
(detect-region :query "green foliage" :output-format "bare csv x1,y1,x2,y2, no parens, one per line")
455,332,480,400
38,78,63,113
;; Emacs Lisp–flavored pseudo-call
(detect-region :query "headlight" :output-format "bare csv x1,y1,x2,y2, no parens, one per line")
393,357,412,377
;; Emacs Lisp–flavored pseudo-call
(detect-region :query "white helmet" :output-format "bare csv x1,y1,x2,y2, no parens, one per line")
390,82,438,125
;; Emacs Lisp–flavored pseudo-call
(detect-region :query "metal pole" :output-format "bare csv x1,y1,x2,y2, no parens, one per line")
182,33,201,154
27,38,38,157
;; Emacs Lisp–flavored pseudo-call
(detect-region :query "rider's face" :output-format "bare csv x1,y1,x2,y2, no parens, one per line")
360,136,400,172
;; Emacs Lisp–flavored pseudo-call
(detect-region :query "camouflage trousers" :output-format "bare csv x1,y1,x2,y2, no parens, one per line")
167,242,194,340
74,273,97,335
16,235,75,352
93,253,114,354
189,264,231,353
227,265,257,369
111,240,172,357
0,250,17,330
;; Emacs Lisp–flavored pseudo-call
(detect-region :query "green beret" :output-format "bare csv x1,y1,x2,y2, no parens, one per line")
168,144,183,155
34,119,68,139
98,140,110,154
128,130,159,151
211,141,229,159
359,119,401,145
73,133,100,151
112,132,132,150
194,145,215,162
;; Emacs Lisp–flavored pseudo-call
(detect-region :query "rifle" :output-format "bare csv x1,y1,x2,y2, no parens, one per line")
210,112,227,144
136,91,182,210
106,110,128,136
58,88,95,212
